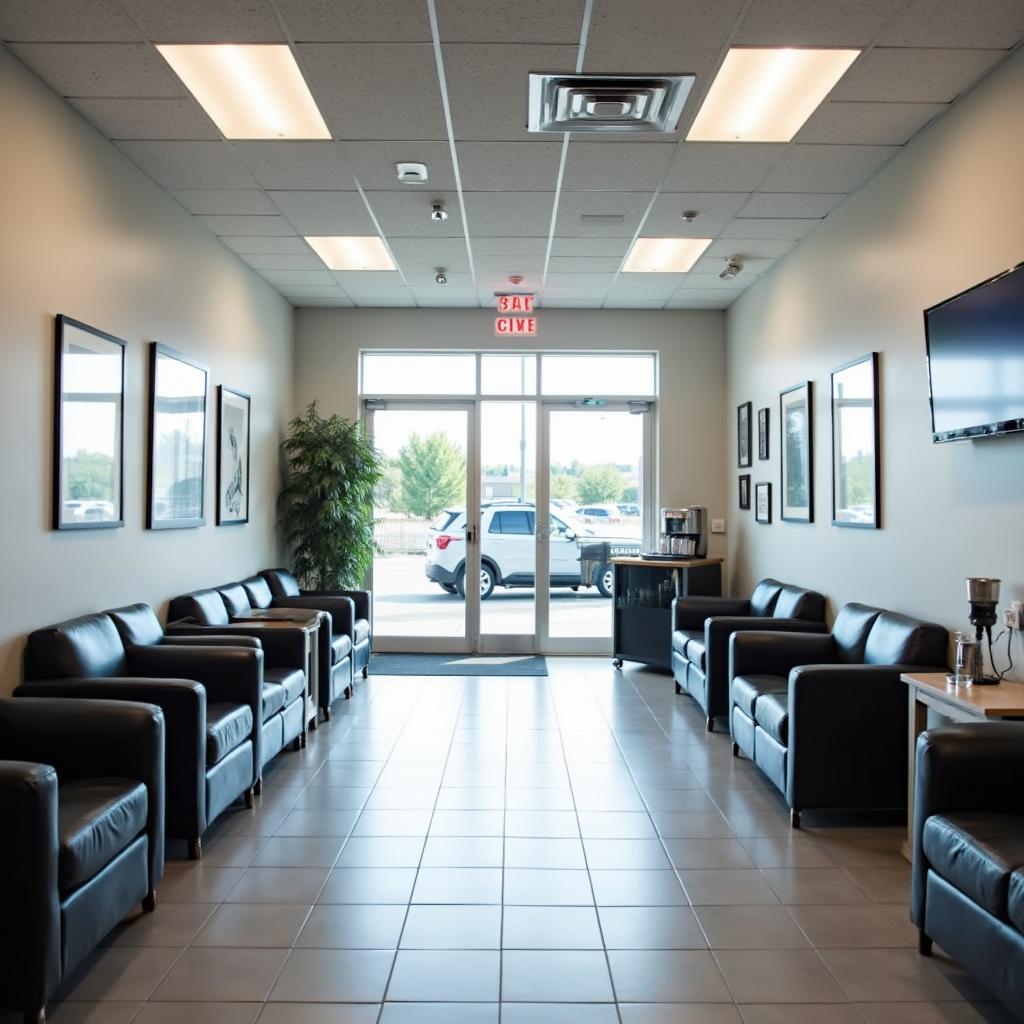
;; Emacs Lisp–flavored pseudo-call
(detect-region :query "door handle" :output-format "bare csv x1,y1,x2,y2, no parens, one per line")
466,526,477,544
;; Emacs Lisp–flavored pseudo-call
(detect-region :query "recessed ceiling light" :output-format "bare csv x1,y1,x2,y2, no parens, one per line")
623,238,712,273
306,236,395,271
156,44,329,140
687,47,860,143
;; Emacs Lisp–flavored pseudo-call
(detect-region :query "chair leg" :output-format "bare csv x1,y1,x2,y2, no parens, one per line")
254,776,263,796
189,838,203,860
362,665,368,679
25,1008,45,1024
245,787,255,809
705,715,715,733
918,929,933,956
674,681,682,694
790,808,801,829
732,742,739,757
345,685,352,700
293,736,303,751
142,890,157,913
324,705,333,721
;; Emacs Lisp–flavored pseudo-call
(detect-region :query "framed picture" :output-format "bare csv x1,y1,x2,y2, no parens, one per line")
831,352,880,529
147,342,208,530
53,315,125,530
758,407,770,460
737,401,752,468
217,386,251,525
739,474,751,510
755,482,772,524
780,381,814,523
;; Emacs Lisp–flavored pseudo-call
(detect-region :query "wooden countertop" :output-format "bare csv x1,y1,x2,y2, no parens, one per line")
611,556,724,569
903,671,1024,718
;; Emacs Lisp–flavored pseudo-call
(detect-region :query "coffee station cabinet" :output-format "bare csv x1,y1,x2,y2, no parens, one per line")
611,507,723,671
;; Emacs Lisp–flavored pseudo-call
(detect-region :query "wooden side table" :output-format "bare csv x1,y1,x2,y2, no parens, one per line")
901,671,1024,858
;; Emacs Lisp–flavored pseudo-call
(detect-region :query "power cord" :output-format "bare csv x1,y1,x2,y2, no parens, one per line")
987,626,1016,682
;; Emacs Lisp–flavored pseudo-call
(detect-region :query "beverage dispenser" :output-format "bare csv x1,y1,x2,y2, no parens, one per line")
659,507,708,558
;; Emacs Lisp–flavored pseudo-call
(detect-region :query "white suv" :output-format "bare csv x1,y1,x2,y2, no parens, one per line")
425,502,641,600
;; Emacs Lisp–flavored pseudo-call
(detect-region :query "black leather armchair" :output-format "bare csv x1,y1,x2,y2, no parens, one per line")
672,578,827,731
729,603,947,826
912,723,1024,1018
166,588,308,760
0,697,164,1024
18,611,263,859
260,568,371,691
235,577,353,717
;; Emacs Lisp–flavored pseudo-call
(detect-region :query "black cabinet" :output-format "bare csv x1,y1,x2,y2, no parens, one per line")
612,558,722,670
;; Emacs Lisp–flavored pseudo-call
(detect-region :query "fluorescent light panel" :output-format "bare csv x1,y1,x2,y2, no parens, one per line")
687,47,860,143
306,236,396,271
157,44,329,139
623,238,712,273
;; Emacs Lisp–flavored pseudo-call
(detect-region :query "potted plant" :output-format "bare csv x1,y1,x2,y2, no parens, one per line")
278,402,384,588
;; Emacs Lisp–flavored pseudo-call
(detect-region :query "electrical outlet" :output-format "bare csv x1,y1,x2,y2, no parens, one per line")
1005,601,1023,630
711,518,726,534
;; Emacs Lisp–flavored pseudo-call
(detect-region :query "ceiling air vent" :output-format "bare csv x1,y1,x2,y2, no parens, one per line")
528,73,694,134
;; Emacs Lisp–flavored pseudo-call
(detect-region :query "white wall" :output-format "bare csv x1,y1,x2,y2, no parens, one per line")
0,47,294,694
726,48,1024,677
295,305,728,551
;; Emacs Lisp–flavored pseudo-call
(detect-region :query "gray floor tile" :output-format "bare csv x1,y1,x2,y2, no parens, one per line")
158,865,245,903
502,950,614,1002
256,1004,381,1022
503,868,594,905
387,949,501,1001
854,1002,1019,1023
599,906,707,949
820,948,976,1002
274,808,360,837
318,867,417,903
761,868,872,905
401,904,502,948
501,1005,619,1023
251,836,345,867
714,949,851,1003
353,809,433,836
56,946,182,1002
505,810,580,838
106,902,214,947
505,837,586,868
583,839,671,869
296,904,407,948
422,835,504,867
269,948,394,1001
225,866,329,904
738,1006,864,1023
607,949,733,1002
130,1005,262,1024
152,948,288,1002
789,904,917,948
379,1005,499,1024
590,869,688,906
695,905,810,950
578,811,658,839
430,809,506,836
618,1006,743,1023
502,906,603,949
412,867,503,903
662,838,756,869
678,869,780,906
42,1003,143,1023
335,836,425,867
192,903,311,947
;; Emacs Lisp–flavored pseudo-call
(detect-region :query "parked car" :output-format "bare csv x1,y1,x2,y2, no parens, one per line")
426,502,640,599
618,502,640,517
575,503,623,524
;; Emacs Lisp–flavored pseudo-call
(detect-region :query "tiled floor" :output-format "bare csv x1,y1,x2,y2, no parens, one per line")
18,659,1017,1023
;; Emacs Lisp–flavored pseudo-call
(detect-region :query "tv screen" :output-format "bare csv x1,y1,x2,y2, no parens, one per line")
925,262,1024,443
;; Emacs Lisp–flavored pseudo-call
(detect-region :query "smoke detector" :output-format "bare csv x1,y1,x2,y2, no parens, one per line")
396,162,428,184
528,73,694,133
680,210,698,223
430,202,448,222
435,268,447,285
720,257,744,281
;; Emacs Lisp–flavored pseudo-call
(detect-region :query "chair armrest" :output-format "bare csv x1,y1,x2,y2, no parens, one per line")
730,629,838,680
673,596,750,632
127,645,264,707
161,635,261,649
912,722,1024,925
14,678,206,842
272,595,354,637
0,760,60,1012
709,616,829,691
166,620,306,667
303,588,371,625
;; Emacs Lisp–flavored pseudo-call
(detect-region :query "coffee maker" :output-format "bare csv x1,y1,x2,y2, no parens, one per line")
658,506,708,558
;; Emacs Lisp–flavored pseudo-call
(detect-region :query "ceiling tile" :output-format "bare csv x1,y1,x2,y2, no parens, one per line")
298,43,447,140
231,142,354,190
607,275,685,298
368,190,465,237
115,140,256,189
691,255,776,275
346,289,417,307
550,237,630,257
331,271,407,289
10,42,184,97
587,0,744,54
344,141,456,191
69,97,218,140
198,214,297,236
443,43,578,141
260,269,336,288
221,236,314,255
544,272,616,290
389,236,473,266
603,296,666,308
275,0,432,41
832,47,1007,103
879,0,1024,49
679,272,761,290
546,256,622,273
796,100,948,145
540,293,605,307
268,190,375,234
117,0,286,41
477,270,543,291
462,192,554,236
733,0,904,45
719,218,819,239
242,253,326,271
436,0,585,43
706,237,797,259
173,189,277,215
456,141,563,191
642,192,749,236
738,193,845,218
554,192,652,237
411,287,480,304
759,144,897,192
475,255,545,279
562,143,676,191
401,269,475,287
0,0,141,41
665,294,735,308
663,144,787,193
473,237,548,256
280,287,354,306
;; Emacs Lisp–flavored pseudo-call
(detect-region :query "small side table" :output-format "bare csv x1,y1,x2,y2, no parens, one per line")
233,611,321,733
901,671,1024,858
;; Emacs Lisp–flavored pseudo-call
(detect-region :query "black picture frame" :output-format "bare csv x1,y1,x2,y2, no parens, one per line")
739,474,751,510
147,342,208,530
217,385,251,526
53,315,126,530
755,482,772,524
780,380,814,523
758,406,770,460
831,352,880,529
737,401,752,468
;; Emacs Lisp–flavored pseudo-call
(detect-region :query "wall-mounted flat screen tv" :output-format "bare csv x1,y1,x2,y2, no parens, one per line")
924,261,1024,443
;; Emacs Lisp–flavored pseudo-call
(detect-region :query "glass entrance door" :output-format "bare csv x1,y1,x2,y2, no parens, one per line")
367,403,477,652
537,404,651,653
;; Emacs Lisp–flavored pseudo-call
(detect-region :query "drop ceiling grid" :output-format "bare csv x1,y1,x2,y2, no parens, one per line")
1,0,1021,307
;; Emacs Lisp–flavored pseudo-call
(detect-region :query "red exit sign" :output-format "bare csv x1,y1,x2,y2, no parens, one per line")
495,315,537,336
496,293,534,313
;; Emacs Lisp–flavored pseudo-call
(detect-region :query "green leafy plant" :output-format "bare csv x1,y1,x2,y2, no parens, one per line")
278,402,384,589
577,463,626,504
394,431,465,519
